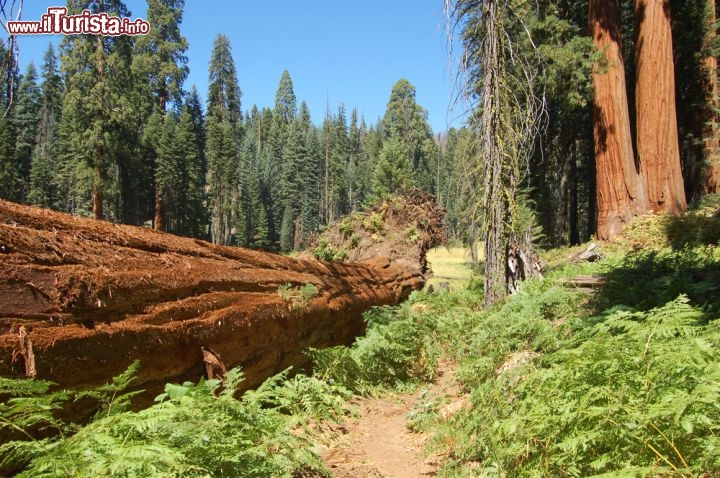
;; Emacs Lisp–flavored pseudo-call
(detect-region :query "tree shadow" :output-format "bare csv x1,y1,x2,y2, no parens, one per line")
592,246,720,323
593,197,720,320
664,208,720,249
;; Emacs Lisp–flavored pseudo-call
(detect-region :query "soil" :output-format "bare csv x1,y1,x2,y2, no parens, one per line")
0,196,444,409
321,361,466,478
304,188,447,278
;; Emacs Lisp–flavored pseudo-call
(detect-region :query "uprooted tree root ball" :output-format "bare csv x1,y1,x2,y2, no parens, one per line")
305,188,447,277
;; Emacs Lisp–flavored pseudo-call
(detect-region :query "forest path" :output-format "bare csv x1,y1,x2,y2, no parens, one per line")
321,361,465,478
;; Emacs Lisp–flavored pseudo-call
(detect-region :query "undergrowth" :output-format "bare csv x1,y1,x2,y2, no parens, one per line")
416,228,720,476
4,200,720,476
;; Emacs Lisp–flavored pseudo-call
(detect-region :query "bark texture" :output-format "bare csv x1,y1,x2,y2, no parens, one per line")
0,199,436,406
635,0,686,214
702,0,720,193
590,0,648,240
481,0,507,308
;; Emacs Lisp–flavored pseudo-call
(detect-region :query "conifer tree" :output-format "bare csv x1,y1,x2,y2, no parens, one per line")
155,110,204,237
236,131,258,247
206,115,238,245
134,0,189,230
176,109,205,237
300,126,322,246
58,0,136,220
185,85,206,181
14,63,40,200
320,105,349,224
274,70,296,129
0,64,17,200
371,136,411,199
590,0,648,240
635,0,686,215
257,140,280,247
347,108,361,212
207,34,242,127
28,45,64,208
333,104,350,215
206,34,242,244
381,79,434,192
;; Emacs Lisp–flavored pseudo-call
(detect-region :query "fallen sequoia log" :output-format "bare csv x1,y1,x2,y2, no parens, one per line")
0,198,440,403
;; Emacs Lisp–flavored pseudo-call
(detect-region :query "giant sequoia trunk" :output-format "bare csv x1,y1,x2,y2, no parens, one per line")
590,0,648,240
0,199,439,404
701,0,720,193
635,0,687,214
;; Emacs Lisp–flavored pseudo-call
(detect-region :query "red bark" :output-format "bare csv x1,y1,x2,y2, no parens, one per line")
92,163,104,221
701,0,720,193
590,0,648,240
635,0,687,214
0,199,438,404
154,192,165,231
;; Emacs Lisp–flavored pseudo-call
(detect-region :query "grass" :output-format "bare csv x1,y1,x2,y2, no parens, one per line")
6,197,720,476
425,244,479,290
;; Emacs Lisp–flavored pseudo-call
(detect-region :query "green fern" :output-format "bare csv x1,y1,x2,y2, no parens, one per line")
18,368,332,477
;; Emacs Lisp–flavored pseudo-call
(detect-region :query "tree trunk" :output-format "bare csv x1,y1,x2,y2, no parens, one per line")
570,144,580,245
482,0,507,308
587,132,597,238
702,0,720,193
92,163,104,220
635,0,686,214
0,199,439,408
154,191,165,231
154,86,168,231
590,0,648,240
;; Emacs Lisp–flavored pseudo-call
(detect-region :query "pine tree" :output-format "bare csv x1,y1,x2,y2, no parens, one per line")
236,130,258,247
14,63,40,200
0,111,17,201
347,108,361,212
28,44,63,208
278,102,319,251
274,70,296,129
381,79,434,192
185,85,206,184
449,0,544,307
134,0,189,230
319,105,349,224
154,110,204,237
177,109,206,237
333,104,350,216
0,42,20,202
371,136,411,200
360,120,382,209
257,140,280,248
206,34,242,244
206,116,238,245
279,118,305,252
207,34,242,126
300,125,322,246
58,0,136,220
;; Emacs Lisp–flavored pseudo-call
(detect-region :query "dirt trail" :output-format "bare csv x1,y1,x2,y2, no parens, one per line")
322,362,464,478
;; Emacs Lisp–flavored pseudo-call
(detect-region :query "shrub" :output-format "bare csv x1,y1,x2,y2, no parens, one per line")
312,237,348,262
278,283,319,311
362,212,385,234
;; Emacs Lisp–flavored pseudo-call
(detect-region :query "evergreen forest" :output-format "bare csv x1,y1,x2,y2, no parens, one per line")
3,0,720,476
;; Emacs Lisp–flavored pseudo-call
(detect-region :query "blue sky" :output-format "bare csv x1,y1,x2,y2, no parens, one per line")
12,1,466,132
